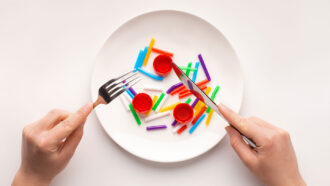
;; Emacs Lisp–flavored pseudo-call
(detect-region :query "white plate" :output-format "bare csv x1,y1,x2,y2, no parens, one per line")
91,10,243,163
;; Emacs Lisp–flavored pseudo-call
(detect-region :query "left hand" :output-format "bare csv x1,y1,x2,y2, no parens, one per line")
12,103,93,186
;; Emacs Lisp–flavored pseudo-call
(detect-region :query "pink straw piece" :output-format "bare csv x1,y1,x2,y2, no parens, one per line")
146,125,167,131
198,54,211,81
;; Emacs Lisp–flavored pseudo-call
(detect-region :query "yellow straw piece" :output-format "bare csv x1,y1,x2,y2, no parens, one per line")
159,102,180,113
194,103,204,116
146,95,158,116
143,38,155,66
206,109,214,125
194,87,211,114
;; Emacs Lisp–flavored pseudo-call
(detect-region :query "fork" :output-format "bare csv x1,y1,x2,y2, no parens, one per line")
93,70,141,108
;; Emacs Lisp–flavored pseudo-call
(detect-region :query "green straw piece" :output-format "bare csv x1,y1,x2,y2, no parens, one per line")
129,103,141,125
152,92,165,111
207,85,220,113
185,97,192,104
185,62,193,76
179,66,197,71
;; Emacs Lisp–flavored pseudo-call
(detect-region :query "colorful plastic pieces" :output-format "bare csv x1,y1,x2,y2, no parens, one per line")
152,47,174,57
143,38,155,66
129,103,141,126
192,62,200,82
146,125,167,131
206,85,220,113
198,54,211,81
124,38,221,134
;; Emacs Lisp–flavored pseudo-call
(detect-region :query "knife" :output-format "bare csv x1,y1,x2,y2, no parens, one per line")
172,62,257,148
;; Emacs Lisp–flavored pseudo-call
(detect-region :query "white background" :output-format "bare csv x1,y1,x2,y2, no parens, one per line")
1,0,329,185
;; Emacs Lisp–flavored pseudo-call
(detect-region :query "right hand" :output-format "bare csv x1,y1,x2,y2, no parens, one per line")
218,103,306,186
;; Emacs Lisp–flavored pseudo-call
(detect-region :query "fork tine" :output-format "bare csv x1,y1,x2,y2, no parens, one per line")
108,78,142,101
105,71,138,91
103,70,135,88
107,76,140,97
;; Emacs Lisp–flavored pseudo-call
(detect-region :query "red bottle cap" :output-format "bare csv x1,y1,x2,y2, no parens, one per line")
132,93,152,114
173,103,194,124
153,54,173,76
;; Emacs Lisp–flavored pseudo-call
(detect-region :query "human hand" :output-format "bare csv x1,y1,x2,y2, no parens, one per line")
218,103,305,186
12,103,93,186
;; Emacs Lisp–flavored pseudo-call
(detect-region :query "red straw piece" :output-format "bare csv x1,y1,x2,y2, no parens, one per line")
177,125,188,134
178,84,207,96
170,85,185,95
192,106,207,124
179,86,207,99
152,47,174,57
172,79,209,95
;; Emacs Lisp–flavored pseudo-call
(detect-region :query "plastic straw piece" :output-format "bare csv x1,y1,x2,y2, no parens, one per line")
171,120,178,127
189,114,206,134
146,125,167,131
185,98,192,104
159,102,180,113
152,47,174,57
137,68,163,81
126,89,135,99
146,95,158,116
192,62,200,82
166,82,183,94
119,95,130,111
152,93,165,111
179,66,196,71
179,85,207,99
206,109,214,125
129,87,137,96
172,124,181,134
170,85,185,95
175,79,209,95
185,62,193,76
129,103,141,125
144,84,164,92
144,111,170,122
198,54,211,81
143,38,155,66
134,50,144,69
156,94,168,112
192,106,207,124
191,98,199,108
206,85,220,113
177,125,188,134
194,102,204,115
123,92,132,102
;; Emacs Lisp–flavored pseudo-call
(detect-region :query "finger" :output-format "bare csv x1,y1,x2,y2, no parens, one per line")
225,126,258,167
248,116,276,129
61,124,84,155
218,103,261,140
37,109,70,129
49,102,93,143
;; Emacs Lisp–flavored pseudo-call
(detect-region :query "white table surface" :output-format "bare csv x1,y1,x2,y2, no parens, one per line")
1,0,330,185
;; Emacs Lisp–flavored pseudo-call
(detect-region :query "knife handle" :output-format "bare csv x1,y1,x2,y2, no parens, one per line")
230,124,257,148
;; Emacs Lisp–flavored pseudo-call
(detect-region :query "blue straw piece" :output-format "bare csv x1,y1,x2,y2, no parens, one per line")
192,62,200,82
189,113,206,134
139,46,148,66
134,50,144,69
136,68,163,81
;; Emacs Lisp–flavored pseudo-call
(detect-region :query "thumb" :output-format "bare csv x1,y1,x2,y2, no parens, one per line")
225,126,258,167
49,102,93,143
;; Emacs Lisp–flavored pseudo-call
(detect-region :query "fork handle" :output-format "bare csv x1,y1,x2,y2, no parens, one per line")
93,96,106,108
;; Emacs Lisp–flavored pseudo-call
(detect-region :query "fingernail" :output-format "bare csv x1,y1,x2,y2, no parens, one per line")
218,103,227,111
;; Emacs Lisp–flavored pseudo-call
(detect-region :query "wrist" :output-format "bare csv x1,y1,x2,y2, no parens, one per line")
12,167,51,186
